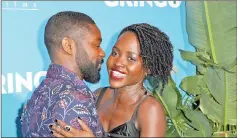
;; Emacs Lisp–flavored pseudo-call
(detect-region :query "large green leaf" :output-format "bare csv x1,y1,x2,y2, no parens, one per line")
202,67,237,126
185,1,237,134
179,50,204,66
165,125,179,137
153,78,185,137
180,75,205,95
199,93,223,126
186,1,210,51
160,78,182,118
153,78,212,137
182,109,213,137
186,1,237,66
212,131,237,137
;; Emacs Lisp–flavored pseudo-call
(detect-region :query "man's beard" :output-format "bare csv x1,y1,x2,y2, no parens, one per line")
75,49,101,83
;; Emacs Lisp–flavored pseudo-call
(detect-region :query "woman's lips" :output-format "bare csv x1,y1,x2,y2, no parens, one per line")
110,70,127,80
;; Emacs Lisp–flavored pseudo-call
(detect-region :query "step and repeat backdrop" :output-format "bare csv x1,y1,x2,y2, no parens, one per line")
2,1,195,137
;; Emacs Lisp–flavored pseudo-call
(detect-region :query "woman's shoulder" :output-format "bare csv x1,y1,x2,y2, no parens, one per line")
138,95,165,116
136,94,166,130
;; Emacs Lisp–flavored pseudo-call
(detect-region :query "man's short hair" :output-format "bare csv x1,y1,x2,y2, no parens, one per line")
44,11,95,55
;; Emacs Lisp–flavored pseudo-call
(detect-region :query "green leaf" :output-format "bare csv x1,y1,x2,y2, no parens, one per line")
199,93,223,124
161,78,182,118
153,81,183,137
186,1,237,66
180,75,205,95
165,126,179,137
182,109,213,137
186,1,237,133
179,50,204,66
212,131,237,137
203,67,237,126
186,2,210,51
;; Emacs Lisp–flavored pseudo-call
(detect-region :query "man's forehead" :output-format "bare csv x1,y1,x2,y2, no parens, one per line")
87,24,102,41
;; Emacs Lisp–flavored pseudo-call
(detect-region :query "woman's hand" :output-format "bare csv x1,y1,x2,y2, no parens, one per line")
50,118,95,137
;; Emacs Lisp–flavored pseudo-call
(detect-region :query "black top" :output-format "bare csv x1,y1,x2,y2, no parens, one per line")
96,87,149,137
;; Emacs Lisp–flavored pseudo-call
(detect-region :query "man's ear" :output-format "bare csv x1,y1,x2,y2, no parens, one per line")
61,37,74,55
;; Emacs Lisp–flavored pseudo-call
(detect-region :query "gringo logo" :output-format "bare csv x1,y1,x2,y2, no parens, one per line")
1,71,46,94
104,1,182,8
2,1,38,11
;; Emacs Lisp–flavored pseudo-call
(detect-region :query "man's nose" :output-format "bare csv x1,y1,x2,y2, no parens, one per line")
99,48,105,58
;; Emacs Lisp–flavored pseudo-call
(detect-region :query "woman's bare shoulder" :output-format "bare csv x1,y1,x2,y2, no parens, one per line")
136,95,166,135
138,95,166,118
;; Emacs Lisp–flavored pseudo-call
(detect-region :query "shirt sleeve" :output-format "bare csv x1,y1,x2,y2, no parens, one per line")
52,91,98,133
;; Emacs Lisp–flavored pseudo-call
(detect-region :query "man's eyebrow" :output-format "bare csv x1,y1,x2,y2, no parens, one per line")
113,46,119,51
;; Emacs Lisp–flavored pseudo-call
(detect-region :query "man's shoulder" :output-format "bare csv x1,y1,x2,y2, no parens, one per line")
39,78,76,90
32,78,77,99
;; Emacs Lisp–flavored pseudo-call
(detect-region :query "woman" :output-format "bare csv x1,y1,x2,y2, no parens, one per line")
50,23,173,137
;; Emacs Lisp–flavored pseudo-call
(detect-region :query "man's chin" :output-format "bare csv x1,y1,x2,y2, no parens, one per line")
84,75,100,84
85,79,100,84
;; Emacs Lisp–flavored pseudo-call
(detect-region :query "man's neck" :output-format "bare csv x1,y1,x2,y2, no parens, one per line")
51,60,83,80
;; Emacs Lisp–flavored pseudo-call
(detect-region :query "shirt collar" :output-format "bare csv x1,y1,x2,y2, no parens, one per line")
46,63,84,85
46,63,97,101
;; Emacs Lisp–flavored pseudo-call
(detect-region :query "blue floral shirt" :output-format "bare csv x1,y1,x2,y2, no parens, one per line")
21,64,104,137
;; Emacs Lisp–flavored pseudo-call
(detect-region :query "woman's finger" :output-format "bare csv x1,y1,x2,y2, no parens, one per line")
51,124,73,137
57,119,81,135
52,130,64,138
77,117,92,133
56,119,68,128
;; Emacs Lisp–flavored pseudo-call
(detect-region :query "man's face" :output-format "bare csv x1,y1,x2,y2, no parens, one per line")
75,24,105,83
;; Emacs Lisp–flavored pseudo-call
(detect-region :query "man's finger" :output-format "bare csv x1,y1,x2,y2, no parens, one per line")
77,118,92,132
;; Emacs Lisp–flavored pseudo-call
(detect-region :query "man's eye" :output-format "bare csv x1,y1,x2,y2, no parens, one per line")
111,51,117,56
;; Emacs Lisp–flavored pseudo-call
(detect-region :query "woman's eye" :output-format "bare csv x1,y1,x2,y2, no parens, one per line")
128,57,136,62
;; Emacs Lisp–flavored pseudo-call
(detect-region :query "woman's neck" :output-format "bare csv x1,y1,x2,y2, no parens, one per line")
114,84,146,106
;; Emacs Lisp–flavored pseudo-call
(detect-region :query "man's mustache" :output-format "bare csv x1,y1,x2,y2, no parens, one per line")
100,59,104,64
96,58,104,67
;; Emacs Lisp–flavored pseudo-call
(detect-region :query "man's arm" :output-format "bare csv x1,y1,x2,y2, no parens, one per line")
52,92,96,131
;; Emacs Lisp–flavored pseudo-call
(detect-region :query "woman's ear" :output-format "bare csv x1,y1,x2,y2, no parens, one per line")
143,68,151,79
147,69,151,75
144,68,151,76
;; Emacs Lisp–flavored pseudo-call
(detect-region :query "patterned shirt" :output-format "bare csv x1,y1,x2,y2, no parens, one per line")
21,63,104,137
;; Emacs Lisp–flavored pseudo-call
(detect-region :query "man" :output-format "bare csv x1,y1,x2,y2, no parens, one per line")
21,11,105,137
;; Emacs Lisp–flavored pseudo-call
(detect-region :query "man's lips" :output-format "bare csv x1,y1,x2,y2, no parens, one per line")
98,64,102,70
97,59,104,70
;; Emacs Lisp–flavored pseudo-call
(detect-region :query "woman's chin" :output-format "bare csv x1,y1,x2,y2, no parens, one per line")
109,81,124,89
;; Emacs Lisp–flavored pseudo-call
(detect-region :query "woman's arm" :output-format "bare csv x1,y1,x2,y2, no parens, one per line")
137,97,167,137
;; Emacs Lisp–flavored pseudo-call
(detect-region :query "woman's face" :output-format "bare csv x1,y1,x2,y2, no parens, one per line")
107,31,147,88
